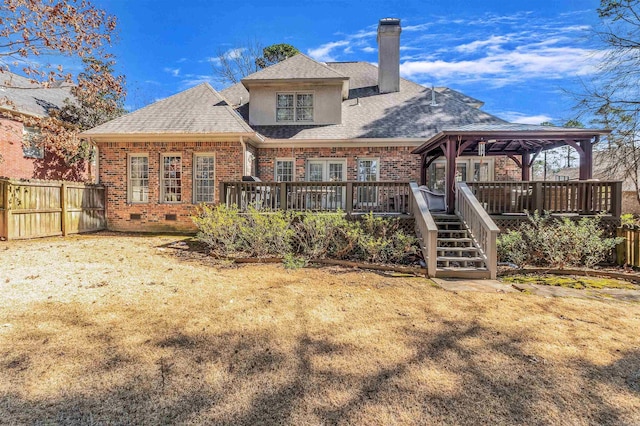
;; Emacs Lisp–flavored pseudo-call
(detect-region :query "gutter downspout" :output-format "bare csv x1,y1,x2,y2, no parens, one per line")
240,136,247,177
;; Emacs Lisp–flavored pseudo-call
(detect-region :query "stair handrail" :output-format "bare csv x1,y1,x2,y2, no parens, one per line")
409,182,438,277
455,182,500,279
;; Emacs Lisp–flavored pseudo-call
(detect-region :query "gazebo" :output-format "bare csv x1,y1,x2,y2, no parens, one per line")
411,124,614,215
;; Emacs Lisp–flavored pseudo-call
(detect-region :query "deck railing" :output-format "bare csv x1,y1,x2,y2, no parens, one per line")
466,181,623,216
409,182,438,276
220,181,411,214
456,182,500,279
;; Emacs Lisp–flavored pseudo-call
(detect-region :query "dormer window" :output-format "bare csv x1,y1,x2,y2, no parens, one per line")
276,92,313,122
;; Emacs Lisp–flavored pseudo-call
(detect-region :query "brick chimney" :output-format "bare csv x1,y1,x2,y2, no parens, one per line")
377,18,401,94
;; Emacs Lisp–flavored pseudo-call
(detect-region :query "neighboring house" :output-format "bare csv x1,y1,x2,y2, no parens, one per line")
81,19,540,232
555,152,640,214
0,72,92,182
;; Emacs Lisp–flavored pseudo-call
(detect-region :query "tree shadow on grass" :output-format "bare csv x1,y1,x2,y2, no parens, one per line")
1,299,639,424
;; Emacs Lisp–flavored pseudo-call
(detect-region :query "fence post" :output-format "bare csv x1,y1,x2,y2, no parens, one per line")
531,182,543,213
346,182,353,215
2,181,9,240
61,182,67,236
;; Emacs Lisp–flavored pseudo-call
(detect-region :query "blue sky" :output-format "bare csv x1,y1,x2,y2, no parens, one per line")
92,0,603,125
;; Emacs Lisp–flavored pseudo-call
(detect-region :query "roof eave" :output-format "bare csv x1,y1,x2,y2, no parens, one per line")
412,129,612,155
81,131,261,144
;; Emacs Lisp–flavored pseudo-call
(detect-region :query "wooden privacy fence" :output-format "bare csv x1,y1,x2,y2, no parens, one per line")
617,225,640,267
0,178,106,240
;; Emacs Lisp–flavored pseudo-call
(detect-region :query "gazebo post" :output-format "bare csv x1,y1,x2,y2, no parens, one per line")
445,136,456,214
579,139,593,180
420,154,427,185
521,151,531,181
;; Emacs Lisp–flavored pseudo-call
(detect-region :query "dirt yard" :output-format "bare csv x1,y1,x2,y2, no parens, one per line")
1,233,639,425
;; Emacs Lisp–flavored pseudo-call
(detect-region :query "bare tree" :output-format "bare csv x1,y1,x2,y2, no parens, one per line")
212,41,300,86
0,0,124,163
211,40,265,85
575,1,640,207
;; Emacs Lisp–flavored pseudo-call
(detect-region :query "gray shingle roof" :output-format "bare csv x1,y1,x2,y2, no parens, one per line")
83,83,254,135
251,62,505,140
0,71,73,117
241,53,347,82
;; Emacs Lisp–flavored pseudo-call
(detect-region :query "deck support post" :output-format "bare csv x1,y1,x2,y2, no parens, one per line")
445,136,456,214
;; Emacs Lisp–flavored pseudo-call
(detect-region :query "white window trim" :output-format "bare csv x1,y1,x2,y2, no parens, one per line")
275,91,315,123
193,152,216,204
160,153,183,204
305,158,347,182
127,153,149,204
274,157,295,182
357,158,381,181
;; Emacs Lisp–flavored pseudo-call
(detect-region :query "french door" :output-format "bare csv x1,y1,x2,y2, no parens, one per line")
306,159,346,209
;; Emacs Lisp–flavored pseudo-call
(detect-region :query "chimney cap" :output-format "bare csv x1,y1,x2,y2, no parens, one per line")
379,17,401,26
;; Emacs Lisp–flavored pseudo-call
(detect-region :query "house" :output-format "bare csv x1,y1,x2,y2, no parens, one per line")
0,72,92,181
83,18,526,232
83,18,615,278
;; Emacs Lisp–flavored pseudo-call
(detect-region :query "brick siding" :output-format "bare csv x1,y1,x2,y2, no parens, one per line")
0,118,89,181
256,145,421,182
98,140,243,232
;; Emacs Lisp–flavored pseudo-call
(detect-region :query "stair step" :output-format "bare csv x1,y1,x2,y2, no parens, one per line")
437,247,479,252
437,256,484,262
437,237,473,243
435,267,491,279
432,214,459,220
437,230,468,235
435,222,463,227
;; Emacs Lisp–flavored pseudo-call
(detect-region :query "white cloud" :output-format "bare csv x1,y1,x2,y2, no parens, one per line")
361,46,375,53
499,111,554,125
308,40,350,61
163,67,180,77
455,35,511,53
180,74,214,88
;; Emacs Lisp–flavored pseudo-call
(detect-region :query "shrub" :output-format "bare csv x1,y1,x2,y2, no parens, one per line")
354,213,418,264
497,212,622,268
291,212,353,259
496,230,527,266
192,204,243,256
240,206,294,257
282,253,308,269
193,205,419,265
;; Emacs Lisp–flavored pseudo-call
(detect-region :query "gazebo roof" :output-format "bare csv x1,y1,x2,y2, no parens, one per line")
412,123,611,156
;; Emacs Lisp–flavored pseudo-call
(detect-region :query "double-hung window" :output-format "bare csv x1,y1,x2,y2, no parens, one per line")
193,154,215,203
276,92,313,122
128,154,149,203
161,154,182,203
22,127,44,159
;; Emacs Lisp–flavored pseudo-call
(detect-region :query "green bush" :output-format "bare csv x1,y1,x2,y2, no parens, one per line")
496,230,527,266
192,204,243,256
240,206,294,257
497,212,622,268
193,205,419,265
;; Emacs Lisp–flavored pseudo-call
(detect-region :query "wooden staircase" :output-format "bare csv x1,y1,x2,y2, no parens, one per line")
432,214,491,279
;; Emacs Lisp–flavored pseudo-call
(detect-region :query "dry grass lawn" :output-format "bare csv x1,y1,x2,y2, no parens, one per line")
1,233,640,425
